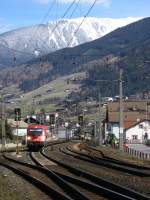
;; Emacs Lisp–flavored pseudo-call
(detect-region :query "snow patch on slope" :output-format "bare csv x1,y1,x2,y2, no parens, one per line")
0,17,142,58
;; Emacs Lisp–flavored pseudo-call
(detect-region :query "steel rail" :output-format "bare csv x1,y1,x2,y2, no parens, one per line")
37,150,136,200
85,145,150,170
0,162,71,200
41,147,150,200
62,146,150,177
53,171,135,200
29,151,90,200
3,153,89,200
36,150,136,200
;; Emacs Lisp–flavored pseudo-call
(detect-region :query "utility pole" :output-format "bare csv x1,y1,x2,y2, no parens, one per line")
98,92,103,146
119,68,124,151
1,95,6,148
16,111,19,155
95,80,105,146
94,122,97,146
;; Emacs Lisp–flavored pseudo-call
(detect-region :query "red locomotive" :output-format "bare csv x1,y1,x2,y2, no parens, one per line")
26,124,47,149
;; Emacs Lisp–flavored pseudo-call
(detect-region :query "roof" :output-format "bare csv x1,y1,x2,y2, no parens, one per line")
125,119,150,130
124,121,138,129
108,109,150,130
108,101,147,112
108,111,148,123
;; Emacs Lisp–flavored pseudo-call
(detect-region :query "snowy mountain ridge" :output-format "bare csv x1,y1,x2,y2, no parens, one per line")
0,17,142,66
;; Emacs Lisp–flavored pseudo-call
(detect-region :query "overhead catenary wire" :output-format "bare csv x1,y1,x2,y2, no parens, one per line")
67,0,98,47
0,0,57,60
33,0,80,59
0,0,78,59
56,0,82,45
41,0,78,51
0,0,98,66
69,0,82,18
41,0,57,24
24,0,58,55
54,0,98,67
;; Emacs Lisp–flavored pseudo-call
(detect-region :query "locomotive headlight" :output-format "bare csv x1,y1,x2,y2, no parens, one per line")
41,135,46,141
27,136,31,140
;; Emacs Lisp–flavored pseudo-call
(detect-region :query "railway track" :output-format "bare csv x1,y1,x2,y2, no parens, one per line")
81,144,150,169
31,150,147,200
1,141,150,200
59,145,150,177
0,155,71,200
42,144,150,200
2,152,95,200
29,151,95,200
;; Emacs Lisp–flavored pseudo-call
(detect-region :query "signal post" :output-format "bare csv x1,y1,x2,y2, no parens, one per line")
1,95,6,149
14,108,21,155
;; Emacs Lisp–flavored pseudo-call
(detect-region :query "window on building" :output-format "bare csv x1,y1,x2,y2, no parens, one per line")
132,135,138,140
107,123,111,131
139,124,143,129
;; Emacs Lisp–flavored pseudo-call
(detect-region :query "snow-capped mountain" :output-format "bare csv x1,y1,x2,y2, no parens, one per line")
0,17,142,67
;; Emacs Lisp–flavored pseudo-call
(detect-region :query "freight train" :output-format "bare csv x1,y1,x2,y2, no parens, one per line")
26,124,47,149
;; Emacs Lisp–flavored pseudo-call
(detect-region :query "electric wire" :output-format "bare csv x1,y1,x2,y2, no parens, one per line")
0,0,57,60
26,0,58,55
0,0,78,60
56,0,82,45
68,0,98,47
41,0,78,51
0,0,98,66
69,0,81,18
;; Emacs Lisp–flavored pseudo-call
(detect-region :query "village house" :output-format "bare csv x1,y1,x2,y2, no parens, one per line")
126,120,150,143
106,101,150,143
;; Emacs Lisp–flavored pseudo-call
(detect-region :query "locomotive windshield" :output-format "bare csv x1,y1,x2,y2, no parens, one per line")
29,128,43,136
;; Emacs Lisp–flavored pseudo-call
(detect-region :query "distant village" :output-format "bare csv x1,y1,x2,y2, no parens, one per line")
6,89,150,146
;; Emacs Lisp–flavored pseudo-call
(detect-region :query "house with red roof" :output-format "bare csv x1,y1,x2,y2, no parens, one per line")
106,101,150,143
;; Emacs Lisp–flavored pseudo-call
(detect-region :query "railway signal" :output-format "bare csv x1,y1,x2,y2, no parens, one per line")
14,108,21,121
78,115,83,126
50,114,55,125
14,108,21,155
1,95,6,148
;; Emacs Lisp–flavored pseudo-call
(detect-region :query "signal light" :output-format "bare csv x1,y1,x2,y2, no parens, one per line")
14,108,21,121
27,136,31,140
78,115,83,126
50,114,55,125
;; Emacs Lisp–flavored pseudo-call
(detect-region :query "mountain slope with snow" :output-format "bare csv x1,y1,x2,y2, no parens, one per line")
0,17,141,67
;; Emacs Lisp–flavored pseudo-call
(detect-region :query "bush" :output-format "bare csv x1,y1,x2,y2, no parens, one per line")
106,133,118,145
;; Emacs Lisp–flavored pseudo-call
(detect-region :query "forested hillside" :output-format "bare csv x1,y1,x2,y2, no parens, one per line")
0,17,150,97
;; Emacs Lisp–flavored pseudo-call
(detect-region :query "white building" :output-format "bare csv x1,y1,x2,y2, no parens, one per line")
106,111,142,139
106,101,150,143
126,120,150,143
13,128,27,136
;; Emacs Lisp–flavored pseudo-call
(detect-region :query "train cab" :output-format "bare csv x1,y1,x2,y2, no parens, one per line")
27,124,47,149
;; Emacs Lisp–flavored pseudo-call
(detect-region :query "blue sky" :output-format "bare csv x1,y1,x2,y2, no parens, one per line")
0,0,150,33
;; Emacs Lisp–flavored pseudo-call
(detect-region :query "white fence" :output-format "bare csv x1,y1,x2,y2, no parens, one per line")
124,146,150,160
